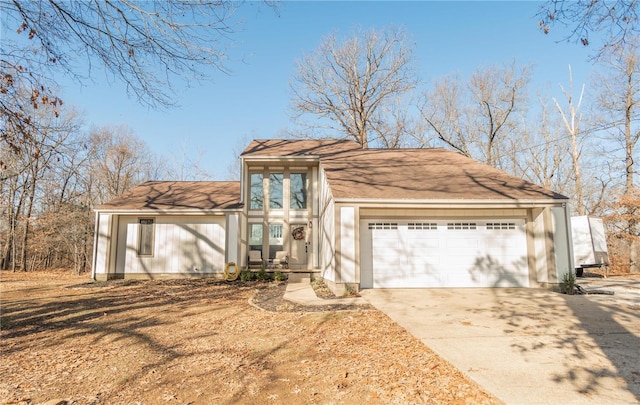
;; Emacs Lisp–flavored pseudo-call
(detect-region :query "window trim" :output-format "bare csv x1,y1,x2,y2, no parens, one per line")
137,218,155,256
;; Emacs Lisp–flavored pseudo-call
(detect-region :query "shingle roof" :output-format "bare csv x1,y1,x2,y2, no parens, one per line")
97,181,242,211
241,139,362,158
320,148,567,201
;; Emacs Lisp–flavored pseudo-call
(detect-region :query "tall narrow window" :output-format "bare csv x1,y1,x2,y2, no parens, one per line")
249,173,263,210
249,224,263,253
269,173,283,209
138,218,155,256
290,172,307,209
269,224,284,259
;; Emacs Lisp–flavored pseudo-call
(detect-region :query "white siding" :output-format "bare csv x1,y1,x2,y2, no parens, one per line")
339,206,356,283
115,215,226,276
533,209,549,283
93,213,112,277
319,168,336,282
551,206,573,281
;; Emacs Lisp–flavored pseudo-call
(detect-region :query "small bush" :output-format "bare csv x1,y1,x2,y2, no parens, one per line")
561,270,576,295
240,270,255,282
256,268,269,281
273,271,287,282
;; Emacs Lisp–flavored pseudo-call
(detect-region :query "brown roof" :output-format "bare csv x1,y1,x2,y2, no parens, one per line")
320,148,567,201
241,139,362,158
98,181,242,211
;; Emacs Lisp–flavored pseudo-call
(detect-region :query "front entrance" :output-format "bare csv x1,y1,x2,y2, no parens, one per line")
289,224,309,269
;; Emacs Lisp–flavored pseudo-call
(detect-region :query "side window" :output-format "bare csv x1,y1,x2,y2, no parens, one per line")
290,172,307,209
269,173,283,209
249,173,263,210
138,218,155,256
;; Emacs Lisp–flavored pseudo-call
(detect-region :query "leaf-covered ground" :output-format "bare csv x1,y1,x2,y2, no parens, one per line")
0,271,498,404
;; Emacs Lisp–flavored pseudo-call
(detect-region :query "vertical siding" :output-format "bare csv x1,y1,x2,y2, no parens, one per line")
93,213,111,277
116,215,226,276
319,168,336,282
551,206,572,281
532,208,549,283
339,206,356,283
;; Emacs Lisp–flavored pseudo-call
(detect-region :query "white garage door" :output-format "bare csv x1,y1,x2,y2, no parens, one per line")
361,220,529,288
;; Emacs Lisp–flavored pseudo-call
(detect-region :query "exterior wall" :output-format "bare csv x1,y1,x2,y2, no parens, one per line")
338,206,357,283
319,167,336,282
551,205,574,283
226,213,241,264
531,208,549,284
92,213,114,279
110,215,226,279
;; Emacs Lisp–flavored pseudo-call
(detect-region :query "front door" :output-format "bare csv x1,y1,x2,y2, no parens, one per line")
289,224,309,268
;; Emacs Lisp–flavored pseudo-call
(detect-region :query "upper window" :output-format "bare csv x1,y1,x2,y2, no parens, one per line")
290,173,307,209
138,218,155,256
269,173,284,209
249,173,263,210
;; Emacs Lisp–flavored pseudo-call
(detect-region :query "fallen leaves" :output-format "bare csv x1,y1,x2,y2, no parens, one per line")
0,271,498,404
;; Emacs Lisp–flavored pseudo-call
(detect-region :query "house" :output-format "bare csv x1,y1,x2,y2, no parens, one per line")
91,139,574,294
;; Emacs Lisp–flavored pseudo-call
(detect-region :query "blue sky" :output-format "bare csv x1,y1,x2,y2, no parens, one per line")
57,1,598,179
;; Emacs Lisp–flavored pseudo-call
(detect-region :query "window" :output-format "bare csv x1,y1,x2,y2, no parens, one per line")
269,173,283,209
408,222,437,230
138,218,155,256
249,173,263,210
368,222,398,230
268,224,284,259
290,172,307,209
486,222,516,230
447,222,477,230
249,224,263,253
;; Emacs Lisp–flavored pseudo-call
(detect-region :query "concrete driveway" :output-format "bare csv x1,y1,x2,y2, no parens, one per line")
360,277,640,405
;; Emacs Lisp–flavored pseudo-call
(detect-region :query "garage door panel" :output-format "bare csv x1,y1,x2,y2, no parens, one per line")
366,219,529,288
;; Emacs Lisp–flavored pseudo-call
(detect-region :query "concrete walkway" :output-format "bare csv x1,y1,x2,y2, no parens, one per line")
283,281,368,306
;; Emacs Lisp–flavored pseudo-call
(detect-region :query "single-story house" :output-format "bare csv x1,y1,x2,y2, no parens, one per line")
92,139,574,294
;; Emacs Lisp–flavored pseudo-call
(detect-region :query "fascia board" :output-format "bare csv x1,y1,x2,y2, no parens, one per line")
243,156,319,164
93,208,241,215
332,198,569,208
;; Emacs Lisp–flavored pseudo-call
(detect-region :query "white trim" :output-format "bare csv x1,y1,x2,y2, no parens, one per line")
95,209,239,215
333,198,568,207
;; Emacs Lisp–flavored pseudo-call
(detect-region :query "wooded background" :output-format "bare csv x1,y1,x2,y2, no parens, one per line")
1,1,638,274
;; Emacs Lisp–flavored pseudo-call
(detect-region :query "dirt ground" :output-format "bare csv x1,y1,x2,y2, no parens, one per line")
0,271,498,405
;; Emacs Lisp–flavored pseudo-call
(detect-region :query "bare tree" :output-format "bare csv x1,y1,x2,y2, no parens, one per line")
87,125,162,205
1,1,273,152
538,0,639,53
421,62,530,167
290,26,418,148
594,36,640,273
553,65,587,215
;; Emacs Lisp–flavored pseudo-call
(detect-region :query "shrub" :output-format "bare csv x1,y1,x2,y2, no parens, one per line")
240,270,255,282
273,271,287,281
561,270,577,295
256,267,269,281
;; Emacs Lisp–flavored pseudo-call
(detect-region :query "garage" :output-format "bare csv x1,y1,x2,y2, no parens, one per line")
360,219,529,288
